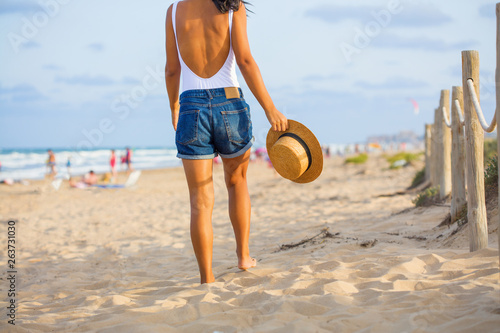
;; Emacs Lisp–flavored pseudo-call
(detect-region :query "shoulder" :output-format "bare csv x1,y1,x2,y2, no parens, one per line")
234,2,247,17
232,2,248,27
167,2,178,20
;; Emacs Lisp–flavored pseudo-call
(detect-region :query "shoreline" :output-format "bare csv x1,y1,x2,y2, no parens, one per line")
0,147,181,182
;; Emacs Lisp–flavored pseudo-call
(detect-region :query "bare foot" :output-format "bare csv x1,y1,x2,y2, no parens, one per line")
238,257,257,271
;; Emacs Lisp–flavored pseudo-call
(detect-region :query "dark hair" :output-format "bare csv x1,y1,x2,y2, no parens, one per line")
211,0,252,14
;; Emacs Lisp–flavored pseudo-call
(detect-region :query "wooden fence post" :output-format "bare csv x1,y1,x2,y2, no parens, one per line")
425,124,432,182
496,3,500,261
462,50,488,251
438,89,452,199
432,108,441,188
451,86,466,222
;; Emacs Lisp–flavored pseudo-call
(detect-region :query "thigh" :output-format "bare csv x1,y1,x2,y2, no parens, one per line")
182,159,214,197
221,149,251,186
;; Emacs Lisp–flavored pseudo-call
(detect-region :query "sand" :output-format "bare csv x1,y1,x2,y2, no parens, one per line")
0,154,499,332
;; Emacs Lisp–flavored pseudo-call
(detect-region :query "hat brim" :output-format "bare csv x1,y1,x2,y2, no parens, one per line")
266,120,323,183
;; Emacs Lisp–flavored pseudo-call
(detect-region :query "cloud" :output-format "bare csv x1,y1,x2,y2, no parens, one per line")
55,75,115,86
0,83,45,102
302,73,343,83
355,77,429,90
0,1,40,15
371,33,478,51
479,4,496,19
43,64,63,71
121,76,141,85
20,40,41,49
88,43,104,52
261,86,432,145
305,3,452,27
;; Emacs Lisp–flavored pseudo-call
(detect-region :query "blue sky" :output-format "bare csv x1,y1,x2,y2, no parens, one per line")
0,0,497,149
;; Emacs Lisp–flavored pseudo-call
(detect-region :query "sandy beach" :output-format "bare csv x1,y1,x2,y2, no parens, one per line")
0,154,499,332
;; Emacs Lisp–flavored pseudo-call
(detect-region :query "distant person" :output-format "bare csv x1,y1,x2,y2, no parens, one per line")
165,0,287,283
69,170,98,188
0,160,2,172
120,154,126,171
125,147,133,173
110,149,117,181
46,149,57,178
84,170,98,185
66,157,72,176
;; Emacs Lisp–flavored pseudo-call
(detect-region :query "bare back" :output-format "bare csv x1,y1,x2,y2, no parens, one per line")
174,0,231,78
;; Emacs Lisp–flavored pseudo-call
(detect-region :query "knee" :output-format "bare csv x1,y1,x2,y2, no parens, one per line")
190,189,214,212
225,170,247,188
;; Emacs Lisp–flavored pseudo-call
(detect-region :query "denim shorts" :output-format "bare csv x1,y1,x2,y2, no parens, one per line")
176,88,253,160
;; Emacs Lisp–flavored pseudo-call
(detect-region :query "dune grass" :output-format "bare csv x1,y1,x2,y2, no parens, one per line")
410,167,426,189
412,186,439,207
386,152,422,169
345,153,368,164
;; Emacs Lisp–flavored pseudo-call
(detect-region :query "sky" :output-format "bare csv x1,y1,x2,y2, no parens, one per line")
0,0,497,149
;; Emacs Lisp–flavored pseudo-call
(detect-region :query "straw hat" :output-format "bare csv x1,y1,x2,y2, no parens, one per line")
266,120,323,183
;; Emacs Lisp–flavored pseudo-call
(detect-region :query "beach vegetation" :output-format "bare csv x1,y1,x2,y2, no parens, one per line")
386,152,422,169
484,155,498,189
345,153,368,164
410,167,426,189
484,138,497,162
412,186,439,207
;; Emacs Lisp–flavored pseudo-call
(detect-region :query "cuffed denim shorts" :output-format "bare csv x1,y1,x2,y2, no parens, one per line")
176,88,254,160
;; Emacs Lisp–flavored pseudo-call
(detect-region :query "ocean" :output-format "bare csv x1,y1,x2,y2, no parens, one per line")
0,147,181,181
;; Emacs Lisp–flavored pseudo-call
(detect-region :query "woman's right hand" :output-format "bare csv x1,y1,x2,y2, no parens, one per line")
265,108,289,132
171,101,180,131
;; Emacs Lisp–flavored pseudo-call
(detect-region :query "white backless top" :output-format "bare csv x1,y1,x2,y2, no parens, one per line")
172,1,240,93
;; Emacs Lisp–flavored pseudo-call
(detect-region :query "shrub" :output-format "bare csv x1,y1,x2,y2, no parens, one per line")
412,186,439,207
386,152,421,169
410,167,426,189
345,153,368,164
484,155,498,187
484,139,497,162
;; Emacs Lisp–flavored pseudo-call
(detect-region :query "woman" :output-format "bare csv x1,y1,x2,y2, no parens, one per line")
110,150,117,181
46,149,57,179
165,0,288,284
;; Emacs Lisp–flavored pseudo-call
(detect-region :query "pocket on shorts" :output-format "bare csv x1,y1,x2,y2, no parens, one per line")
176,109,199,145
221,107,251,144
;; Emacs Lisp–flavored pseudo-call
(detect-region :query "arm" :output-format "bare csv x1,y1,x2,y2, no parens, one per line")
165,4,181,130
232,3,288,132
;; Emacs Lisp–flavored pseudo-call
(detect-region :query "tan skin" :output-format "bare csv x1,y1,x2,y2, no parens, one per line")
165,0,288,284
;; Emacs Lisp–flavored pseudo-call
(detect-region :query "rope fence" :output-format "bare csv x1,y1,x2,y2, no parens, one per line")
442,106,451,128
466,79,497,133
424,3,500,261
453,99,465,126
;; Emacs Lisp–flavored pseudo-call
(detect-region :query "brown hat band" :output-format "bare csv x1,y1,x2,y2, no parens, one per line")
279,133,312,171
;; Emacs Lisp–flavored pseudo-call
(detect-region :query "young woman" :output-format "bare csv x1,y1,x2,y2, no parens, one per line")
165,0,288,284
110,150,117,181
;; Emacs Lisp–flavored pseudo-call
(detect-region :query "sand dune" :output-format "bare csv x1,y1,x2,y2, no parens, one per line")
0,154,498,332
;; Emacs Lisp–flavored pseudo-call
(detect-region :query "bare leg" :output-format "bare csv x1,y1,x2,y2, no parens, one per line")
221,150,256,270
111,167,117,183
182,159,215,284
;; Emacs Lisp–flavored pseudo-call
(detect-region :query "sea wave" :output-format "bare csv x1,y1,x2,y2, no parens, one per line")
0,147,181,181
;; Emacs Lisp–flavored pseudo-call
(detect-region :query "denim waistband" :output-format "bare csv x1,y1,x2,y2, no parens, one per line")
180,87,244,100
